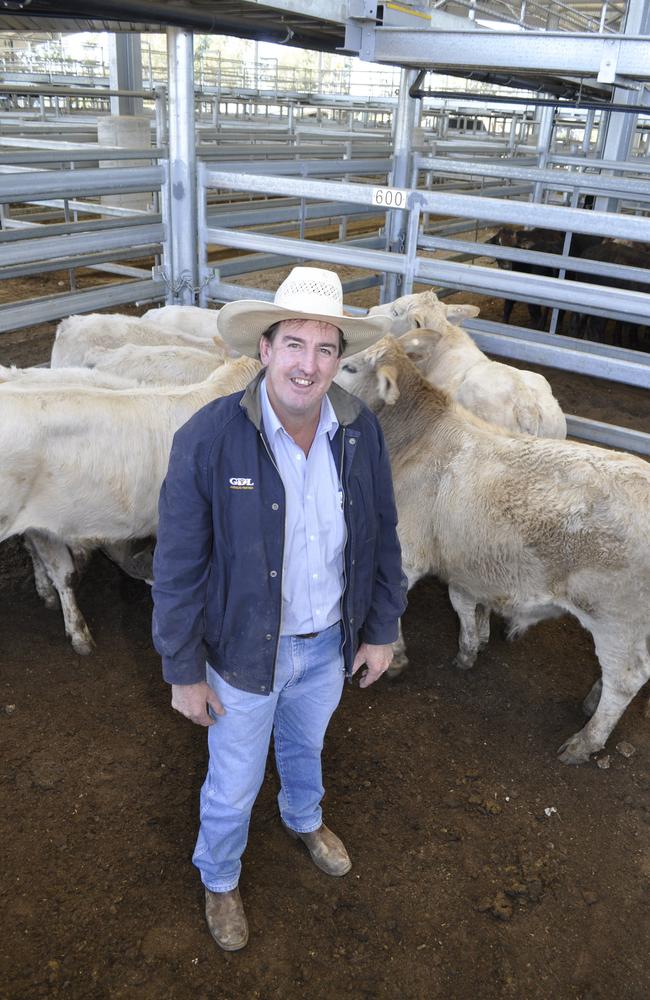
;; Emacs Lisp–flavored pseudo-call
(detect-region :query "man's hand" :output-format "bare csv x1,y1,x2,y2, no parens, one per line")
171,681,225,726
351,642,394,688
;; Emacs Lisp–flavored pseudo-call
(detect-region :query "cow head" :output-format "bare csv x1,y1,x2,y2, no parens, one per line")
336,335,405,409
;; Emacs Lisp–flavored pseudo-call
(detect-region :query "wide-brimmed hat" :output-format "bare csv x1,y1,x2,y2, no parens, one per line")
217,266,391,358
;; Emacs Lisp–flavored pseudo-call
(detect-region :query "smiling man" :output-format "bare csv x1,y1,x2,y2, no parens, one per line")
152,266,407,951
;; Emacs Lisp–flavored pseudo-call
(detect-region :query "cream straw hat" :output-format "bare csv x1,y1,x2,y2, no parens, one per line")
216,266,392,358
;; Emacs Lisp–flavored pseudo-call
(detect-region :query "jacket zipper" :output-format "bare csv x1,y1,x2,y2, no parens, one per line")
339,428,351,672
259,429,285,694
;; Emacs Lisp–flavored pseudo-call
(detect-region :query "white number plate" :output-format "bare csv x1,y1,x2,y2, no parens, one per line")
371,186,409,209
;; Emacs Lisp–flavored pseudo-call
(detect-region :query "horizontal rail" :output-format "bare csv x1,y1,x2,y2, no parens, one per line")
415,156,650,201
202,168,650,243
467,325,650,389
0,166,165,203
0,279,165,334
0,224,164,268
565,416,650,456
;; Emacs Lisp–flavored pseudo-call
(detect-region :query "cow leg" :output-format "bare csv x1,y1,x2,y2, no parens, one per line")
26,530,95,655
558,631,650,764
386,619,408,679
23,532,59,609
386,564,424,679
476,603,491,651
448,584,481,670
582,678,602,717
102,539,154,583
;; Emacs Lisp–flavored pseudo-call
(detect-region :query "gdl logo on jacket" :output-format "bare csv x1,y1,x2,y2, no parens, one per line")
229,477,255,490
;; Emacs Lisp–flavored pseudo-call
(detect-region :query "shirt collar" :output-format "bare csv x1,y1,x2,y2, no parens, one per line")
260,375,339,444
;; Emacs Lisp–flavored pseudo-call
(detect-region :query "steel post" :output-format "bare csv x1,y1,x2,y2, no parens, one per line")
384,68,419,302
166,27,198,305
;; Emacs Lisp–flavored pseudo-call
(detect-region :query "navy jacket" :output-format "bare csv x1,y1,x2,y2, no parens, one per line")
152,370,408,693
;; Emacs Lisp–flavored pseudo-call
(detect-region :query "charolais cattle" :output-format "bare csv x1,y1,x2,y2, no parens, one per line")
51,313,227,367
367,291,566,437
336,336,650,764
0,356,260,653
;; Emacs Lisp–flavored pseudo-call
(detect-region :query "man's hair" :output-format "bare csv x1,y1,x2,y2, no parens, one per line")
261,319,347,357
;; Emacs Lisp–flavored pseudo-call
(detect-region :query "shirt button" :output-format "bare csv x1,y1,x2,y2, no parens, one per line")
270,570,277,578
312,573,318,579
265,634,272,640
349,438,357,445
260,685,266,692
309,534,315,541
271,503,279,511
351,559,356,566
349,617,354,624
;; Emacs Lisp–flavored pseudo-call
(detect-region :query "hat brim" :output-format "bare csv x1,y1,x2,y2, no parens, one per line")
216,299,392,358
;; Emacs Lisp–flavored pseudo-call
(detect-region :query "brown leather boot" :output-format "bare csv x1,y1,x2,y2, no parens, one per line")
284,823,352,876
204,887,249,951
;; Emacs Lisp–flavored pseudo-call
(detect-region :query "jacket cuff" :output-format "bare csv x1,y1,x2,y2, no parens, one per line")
360,622,399,646
162,657,208,686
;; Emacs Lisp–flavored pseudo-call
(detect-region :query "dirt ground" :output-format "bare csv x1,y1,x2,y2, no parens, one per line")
0,267,649,1000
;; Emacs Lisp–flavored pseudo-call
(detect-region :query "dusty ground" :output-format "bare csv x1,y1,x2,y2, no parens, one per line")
0,267,649,1000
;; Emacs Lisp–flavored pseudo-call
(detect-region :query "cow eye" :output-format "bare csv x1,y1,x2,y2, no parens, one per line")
342,363,357,373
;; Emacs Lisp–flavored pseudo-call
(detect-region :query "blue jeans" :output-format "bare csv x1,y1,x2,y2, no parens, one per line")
193,621,345,892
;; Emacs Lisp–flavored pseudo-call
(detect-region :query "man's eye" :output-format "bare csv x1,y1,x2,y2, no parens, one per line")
320,348,333,356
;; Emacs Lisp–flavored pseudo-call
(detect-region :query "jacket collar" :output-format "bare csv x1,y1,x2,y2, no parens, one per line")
240,368,364,431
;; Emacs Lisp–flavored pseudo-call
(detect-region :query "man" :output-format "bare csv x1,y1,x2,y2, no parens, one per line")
152,266,407,951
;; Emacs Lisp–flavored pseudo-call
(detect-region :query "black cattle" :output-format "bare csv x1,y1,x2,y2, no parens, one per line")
569,240,650,347
485,226,602,329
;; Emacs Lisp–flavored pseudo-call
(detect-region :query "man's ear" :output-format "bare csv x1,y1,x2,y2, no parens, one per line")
377,364,400,405
259,336,270,364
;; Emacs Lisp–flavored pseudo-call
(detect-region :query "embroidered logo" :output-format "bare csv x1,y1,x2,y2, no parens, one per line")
229,477,255,490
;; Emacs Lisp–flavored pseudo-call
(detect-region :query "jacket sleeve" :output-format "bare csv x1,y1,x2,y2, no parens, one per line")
152,422,214,685
360,417,408,645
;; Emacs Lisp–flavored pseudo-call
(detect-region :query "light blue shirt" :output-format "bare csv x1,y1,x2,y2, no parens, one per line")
260,377,346,636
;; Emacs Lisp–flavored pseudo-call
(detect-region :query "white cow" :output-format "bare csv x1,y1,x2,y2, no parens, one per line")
0,356,261,653
370,290,481,332
142,304,222,340
337,337,650,764
75,342,226,387
51,313,228,367
0,364,137,389
370,291,566,439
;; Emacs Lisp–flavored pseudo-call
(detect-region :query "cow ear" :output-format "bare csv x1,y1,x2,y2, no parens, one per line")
377,364,400,405
445,304,480,325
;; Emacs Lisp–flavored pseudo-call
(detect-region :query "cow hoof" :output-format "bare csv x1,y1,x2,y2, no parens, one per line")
557,736,592,766
71,634,96,656
386,659,408,680
453,654,476,671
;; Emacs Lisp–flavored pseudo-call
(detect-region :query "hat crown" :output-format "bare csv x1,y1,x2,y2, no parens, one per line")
273,267,343,320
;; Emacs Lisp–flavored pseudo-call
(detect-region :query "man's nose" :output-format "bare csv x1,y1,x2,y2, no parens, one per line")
298,348,319,373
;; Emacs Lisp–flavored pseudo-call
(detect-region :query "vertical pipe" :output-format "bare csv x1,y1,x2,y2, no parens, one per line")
383,67,420,302
532,105,554,203
166,26,198,305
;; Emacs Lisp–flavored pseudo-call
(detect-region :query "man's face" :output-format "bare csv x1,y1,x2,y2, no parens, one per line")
260,319,342,428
